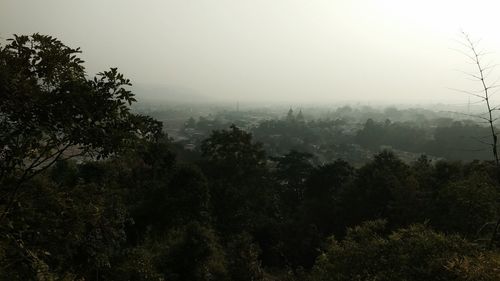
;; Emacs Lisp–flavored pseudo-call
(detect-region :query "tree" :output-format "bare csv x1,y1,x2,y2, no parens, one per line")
200,124,266,177
0,162,129,280
0,34,162,220
0,34,163,279
303,160,354,237
274,150,315,212
454,32,499,165
200,125,275,235
309,220,500,281
158,222,230,281
226,233,264,281
434,172,499,237
163,165,211,227
343,151,420,227
185,116,197,128
453,32,500,248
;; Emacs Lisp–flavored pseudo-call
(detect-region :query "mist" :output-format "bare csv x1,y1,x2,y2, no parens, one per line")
2,0,500,105
5,1,500,278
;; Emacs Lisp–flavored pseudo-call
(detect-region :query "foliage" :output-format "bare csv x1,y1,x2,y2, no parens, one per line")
309,220,500,281
1,34,500,280
0,163,127,280
157,222,229,281
201,124,266,176
343,151,421,226
225,233,264,281
0,33,161,280
434,171,500,236
0,33,162,220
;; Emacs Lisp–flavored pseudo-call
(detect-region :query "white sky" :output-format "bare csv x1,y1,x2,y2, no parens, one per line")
2,0,500,104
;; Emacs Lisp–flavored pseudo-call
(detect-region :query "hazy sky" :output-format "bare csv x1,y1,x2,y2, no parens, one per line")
2,0,500,104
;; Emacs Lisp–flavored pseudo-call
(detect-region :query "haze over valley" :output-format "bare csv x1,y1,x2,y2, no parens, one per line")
2,1,500,280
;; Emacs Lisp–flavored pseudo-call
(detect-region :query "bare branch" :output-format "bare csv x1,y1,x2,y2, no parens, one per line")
447,87,486,100
470,136,494,147
443,111,491,122
449,47,477,62
454,69,484,81
461,31,500,167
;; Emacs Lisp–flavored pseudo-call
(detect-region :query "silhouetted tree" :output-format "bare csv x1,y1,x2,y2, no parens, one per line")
0,33,162,279
274,150,314,214
0,34,162,220
303,160,354,237
343,151,420,227
200,125,276,236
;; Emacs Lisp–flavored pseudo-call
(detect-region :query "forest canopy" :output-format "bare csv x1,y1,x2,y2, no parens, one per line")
0,34,499,281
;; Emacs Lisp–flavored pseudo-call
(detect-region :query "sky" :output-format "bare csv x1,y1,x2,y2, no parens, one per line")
2,0,500,105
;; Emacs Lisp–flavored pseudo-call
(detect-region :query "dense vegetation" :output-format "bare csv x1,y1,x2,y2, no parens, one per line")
179,109,495,164
1,35,499,280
